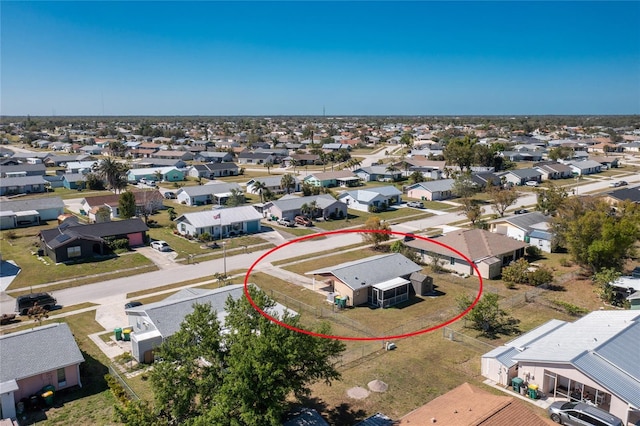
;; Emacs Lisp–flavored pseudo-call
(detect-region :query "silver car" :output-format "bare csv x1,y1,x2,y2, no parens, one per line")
548,401,623,426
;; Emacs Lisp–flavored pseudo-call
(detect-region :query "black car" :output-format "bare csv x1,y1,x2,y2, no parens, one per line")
124,301,143,309
403,233,415,242
16,293,57,315
514,209,529,214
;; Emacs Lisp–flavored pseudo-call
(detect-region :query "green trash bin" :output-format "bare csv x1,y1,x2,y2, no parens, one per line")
114,328,122,341
42,385,55,394
123,328,131,342
528,384,539,399
511,377,524,393
42,390,54,406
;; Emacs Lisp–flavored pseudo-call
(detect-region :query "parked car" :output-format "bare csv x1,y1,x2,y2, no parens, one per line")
514,209,529,214
407,201,424,208
294,215,313,226
15,293,57,315
124,301,143,309
525,181,539,187
547,401,623,426
164,191,176,199
277,218,294,227
150,240,171,251
403,233,415,242
619,180,628,186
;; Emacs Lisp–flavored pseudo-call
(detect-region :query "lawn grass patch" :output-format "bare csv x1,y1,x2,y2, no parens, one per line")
283,250,379,275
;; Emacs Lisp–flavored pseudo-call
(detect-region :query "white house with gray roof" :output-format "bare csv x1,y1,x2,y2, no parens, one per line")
263,194,347,221
0,196,64,229
174,205,262,239
489,211,551,248
501,168,543,186
481,311,640,425
567,159,603,176
125,285,293,363
0,323,84,420
337,186,402,212
176,182,242,206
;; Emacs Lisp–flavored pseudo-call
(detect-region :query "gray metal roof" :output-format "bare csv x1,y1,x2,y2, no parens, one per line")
340,186,401,203
283,408,329,426
0,323,84,384
511,311,640,364
573,351,640,409
305,253,422,290
593,320,640,380
507,168,543,179
0,175,48,187
0,196,64,213
354,413,394,426
175,205,262,228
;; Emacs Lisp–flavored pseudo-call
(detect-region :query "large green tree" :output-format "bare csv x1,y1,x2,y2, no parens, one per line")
489,187,519,217
443,136,477,172
118,191,136,219
94,158,129,193
456,293,519,338
280,173,296,194
535,183,568,216
551,198,640,273
117,288,345,426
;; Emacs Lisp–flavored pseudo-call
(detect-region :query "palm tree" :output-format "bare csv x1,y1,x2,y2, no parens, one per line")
300,203,311,217
308,200,319,219
153,170,163,183
251,180,267,203
94,158,129,193
264,161,274,174
385,164,400,181
289,159,299,173
280,173,296,194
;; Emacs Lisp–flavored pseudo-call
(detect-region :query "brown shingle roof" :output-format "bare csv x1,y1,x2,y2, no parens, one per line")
404,229,528,262
83,190,164,208
399,383,552,426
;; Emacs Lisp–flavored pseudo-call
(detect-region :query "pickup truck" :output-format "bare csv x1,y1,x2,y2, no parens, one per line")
277,218,294,227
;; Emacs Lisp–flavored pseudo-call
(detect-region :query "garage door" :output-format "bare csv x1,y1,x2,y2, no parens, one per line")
127,232,144,247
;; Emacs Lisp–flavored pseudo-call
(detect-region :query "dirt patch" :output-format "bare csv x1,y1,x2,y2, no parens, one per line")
347,386,370,400
367,379,388,393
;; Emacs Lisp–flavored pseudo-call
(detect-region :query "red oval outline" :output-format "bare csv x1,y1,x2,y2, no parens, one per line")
244,229,483,341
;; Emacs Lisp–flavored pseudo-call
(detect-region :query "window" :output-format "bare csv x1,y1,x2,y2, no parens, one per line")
67,246,81,258
57,367,66,386
450,257,455,265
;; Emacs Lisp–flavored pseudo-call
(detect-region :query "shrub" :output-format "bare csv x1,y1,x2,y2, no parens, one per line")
559,257,572,267
105,374,130,405
105,238,130,251
527,267,553,287
525,246,542,259
501,258,530,284
551,300,588,317
5,230,17,240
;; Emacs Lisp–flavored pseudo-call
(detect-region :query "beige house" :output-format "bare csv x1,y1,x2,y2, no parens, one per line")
404,229,528,279
305,253,425,308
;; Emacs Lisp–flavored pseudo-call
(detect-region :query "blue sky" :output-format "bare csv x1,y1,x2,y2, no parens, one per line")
2,1,639,116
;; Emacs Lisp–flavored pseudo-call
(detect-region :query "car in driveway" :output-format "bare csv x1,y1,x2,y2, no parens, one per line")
525,180,539,187
164,191,176,199
514,209,529,214
294,215,313,227
277,218,294,227
547,401,622,426
150,240,171,251
609,180,628,188
124,301,143,309
407,201,424,208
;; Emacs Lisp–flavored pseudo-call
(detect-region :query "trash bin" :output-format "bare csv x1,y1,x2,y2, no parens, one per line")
42,390,54,406
42,385,55,394
114,328,122,341
122,328,131,341
16,401,25,415
528,384,539,399
511,377,524,393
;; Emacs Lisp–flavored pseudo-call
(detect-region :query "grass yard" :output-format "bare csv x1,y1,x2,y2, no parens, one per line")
283,249,379,276
314,208,434,231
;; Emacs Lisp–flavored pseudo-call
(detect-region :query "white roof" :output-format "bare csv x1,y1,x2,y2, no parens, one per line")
176,205,262,229
372,277,410,291
128,166,180,176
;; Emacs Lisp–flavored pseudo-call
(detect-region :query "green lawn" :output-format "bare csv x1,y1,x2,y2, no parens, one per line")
1,225,155,291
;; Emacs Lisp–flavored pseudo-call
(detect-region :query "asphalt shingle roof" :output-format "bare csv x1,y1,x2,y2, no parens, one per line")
0,323,84,384
175,205,262,228
0,196,64,213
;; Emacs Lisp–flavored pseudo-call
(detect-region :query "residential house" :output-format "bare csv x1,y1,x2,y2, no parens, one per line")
284,153,320,167
0,323,84,420
398,382,550,426
193,151,234,163
305,253,424,308
481,311,640,425
568,160,603,176
150,150,193,161
62,173,86,190
590,156,619,169
79,145,104,155
43,174,65,189
0,176,48,196
43,154,93,167
65,161,98,174
263,194,347,221
174,205,262,239
534,162,574,180
126,167,185,183
404,229,528,279
135,158,187,169
620,141,640,152
175,182,243,206
603,186,640,205
246,175,301,196
321,143,351,151
283,408,329,426
125,285,293,363
405,179,455,201
471,172,502,188
501,168,543,186
39,218,149,262
489,212,552,252
303,171,360,188
0,163,46,178
187,163,240,179
80,191,164,221
337,186,402,212
0,197,65,230
353,166,402,182
236,151,277,165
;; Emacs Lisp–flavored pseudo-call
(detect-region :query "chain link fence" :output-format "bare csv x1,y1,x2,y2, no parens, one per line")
108,364,139,401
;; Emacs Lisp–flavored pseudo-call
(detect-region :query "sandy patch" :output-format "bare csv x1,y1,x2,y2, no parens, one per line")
347,386,370,400
367,379,388,392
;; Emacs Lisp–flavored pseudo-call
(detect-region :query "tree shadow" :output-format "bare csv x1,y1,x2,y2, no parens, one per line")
295,396,368,425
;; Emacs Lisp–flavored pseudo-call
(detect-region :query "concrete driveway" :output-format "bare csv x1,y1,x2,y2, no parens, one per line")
135,246,180,269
